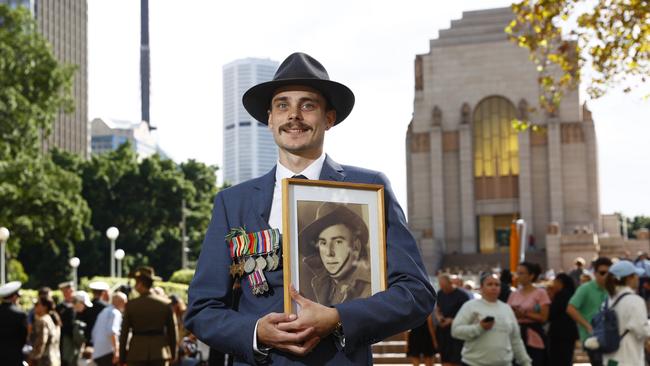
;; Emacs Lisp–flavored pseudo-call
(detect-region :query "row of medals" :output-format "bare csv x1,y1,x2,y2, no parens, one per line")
231,251,280,295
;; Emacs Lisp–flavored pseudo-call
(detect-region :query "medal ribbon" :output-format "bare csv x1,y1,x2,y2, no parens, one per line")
228,228,279,257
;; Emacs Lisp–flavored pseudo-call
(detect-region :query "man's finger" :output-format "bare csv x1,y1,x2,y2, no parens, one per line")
283,335,321,356
265,324,316,345
276,318,307,332
265,312,296,324
289,285,310,307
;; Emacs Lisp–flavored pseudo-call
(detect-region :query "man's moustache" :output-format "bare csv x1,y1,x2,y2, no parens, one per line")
280,123,311,132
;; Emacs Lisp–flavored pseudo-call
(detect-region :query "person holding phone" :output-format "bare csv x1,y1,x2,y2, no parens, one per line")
451,272,531,366
507,262,550,366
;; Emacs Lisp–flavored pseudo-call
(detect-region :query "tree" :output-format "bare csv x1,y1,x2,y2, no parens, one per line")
506,0,649,115
52,144,219,280
0,4,75,159
0,5,88,287
626,215,650,238
0,156,90,287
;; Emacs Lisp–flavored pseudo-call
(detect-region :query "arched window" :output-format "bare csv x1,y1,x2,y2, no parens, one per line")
473,96,519,177
473,96,519,200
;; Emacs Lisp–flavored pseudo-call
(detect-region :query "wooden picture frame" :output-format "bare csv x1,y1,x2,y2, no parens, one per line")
282,178,387,314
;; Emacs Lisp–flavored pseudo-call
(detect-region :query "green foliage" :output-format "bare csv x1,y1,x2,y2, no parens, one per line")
506,0,650,115
0,5,88,288
169,269,195,285
52,144,218,281
0,4,75,160
0,155,90,287
18,289,39,311
626,215,650,238
7,258,28,283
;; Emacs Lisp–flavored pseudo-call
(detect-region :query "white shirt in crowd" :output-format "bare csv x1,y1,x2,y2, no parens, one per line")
91,304,122,359
603,286,650,366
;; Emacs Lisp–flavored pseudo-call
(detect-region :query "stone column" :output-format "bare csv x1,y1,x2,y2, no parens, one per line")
547,119,564,232
459,124,476,253
545,222,562,272
430,126,446,252
583,118,601,233
518,129,533,236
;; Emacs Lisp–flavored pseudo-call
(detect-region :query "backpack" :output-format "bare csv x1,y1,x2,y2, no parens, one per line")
589,292,631,353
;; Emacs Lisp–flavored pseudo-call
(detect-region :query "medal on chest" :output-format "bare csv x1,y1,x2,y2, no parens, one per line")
226,227,281,296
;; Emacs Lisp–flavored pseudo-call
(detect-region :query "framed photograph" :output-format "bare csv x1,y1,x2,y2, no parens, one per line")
282,178,387,313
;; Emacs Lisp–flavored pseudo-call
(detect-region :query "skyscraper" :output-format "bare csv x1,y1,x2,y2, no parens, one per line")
222,58,279,185
2,0,89,157
140,0,152,130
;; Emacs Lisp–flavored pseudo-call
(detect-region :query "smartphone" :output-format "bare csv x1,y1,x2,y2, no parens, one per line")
482,316,494,322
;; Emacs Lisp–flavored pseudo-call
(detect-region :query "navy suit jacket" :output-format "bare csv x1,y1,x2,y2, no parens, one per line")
185,156,436,365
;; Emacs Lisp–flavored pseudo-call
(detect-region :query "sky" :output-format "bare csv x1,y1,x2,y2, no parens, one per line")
87,0,650,218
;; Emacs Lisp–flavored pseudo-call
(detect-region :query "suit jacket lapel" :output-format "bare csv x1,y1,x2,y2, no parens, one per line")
320,155,346,182
250,157,344,229
251,166,276,229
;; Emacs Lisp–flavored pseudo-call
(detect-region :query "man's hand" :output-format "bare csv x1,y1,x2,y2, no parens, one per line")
257,312,320,356
277,286,341,338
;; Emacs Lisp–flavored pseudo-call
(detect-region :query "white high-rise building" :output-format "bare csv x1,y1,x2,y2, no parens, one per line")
222,58,279,185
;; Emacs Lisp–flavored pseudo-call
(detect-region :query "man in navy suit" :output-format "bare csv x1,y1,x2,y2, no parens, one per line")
185,52,436,365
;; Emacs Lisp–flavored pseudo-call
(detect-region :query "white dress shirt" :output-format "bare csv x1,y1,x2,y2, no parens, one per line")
253,153,326,357
268,153,326,233
91,305,122,359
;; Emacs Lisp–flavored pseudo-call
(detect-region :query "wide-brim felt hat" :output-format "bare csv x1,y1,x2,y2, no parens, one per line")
242,52,355,125
299,202,368,258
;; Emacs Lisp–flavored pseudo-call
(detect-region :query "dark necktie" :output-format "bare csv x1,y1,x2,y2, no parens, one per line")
292,174,308,179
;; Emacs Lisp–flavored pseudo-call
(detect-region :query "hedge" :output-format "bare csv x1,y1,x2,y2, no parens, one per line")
15,276,189,311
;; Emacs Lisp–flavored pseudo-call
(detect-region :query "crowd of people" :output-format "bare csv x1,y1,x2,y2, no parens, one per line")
3,252,650,366
407,253,650,366
0,266,223,366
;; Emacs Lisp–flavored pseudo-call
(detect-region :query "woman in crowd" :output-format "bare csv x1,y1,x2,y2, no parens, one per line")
547,273,578,366
498,270,514,303
600,260,650,366
507,261,550,366
451,272,531,366
30,297,62,366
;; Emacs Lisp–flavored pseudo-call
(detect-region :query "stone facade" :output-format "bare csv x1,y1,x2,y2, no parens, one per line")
406,7,601,274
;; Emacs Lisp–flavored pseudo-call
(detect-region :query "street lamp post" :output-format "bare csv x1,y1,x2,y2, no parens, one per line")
114,249,125,278
69,257,80,289
0,227,9,285
106,227,119,278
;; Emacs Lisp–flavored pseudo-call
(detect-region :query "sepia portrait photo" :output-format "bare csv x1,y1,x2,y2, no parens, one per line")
297,201,371,306
282,179,387,313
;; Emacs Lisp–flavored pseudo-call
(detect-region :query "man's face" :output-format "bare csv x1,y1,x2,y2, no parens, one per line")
62,287,73,301
439,277,453,293
267,85,336,157
594,265,610,287
73,302,85,313
317,224,358,278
